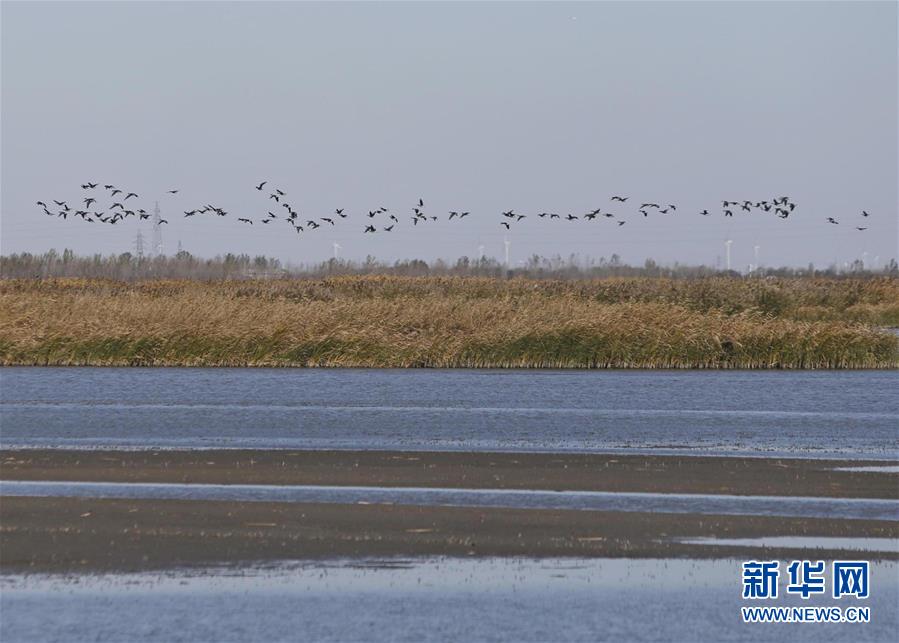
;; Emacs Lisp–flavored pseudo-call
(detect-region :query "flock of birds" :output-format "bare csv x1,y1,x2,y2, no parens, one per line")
34,181,875,235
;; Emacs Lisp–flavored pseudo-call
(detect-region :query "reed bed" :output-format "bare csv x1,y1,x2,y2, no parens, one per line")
1,277,896,368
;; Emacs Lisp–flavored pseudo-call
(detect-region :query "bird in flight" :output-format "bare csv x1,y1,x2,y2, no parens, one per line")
611,196,628,202
238,218,253,224
364,224,376,233
125,192,138,200
167,190,179,194
700,209,710,216
384,225,394,232
827,217,839,224
500,222,510,229
81,182,97,189
158,218,169,225
861,210,870,217
856,226,867,231
256,181,267,191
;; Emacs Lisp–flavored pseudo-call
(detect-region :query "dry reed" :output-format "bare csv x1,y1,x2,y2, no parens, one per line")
1,276,896,368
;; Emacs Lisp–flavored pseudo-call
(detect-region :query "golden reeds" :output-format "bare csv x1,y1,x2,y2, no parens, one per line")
0,276,896,368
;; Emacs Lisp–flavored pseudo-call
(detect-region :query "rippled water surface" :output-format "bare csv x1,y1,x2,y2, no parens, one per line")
2,368,897,457
2,558,897,642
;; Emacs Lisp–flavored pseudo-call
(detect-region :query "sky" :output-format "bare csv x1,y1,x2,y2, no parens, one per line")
2,0,897,270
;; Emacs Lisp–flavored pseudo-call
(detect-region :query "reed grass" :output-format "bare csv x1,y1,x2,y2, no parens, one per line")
1,276,896,368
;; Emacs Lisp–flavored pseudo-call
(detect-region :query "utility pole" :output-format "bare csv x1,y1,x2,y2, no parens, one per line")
151,201,164,257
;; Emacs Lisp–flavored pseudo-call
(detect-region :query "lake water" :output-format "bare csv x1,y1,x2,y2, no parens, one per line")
1,368,897,458
3,480,898,521
2,558,897,642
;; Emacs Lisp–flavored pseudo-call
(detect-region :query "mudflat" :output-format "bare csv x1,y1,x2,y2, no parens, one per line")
2,449,897,498
1,496,897,572
2,449,896,572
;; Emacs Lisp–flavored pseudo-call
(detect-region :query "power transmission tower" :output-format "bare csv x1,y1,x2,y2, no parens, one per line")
133,229,146,258
151,201,164,257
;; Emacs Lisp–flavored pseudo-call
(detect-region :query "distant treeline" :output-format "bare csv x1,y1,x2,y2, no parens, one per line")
2,249,896,281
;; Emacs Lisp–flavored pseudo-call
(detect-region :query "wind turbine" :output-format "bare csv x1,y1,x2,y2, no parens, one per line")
332,242,341,260
724,239,733,272
503,238,511,268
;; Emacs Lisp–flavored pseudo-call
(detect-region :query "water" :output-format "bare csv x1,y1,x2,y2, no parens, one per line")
2,368,897,458
3,480,897,521
2,558,897,642
676,537,899,553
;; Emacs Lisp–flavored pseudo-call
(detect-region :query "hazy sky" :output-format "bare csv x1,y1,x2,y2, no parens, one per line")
2,1,897,269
